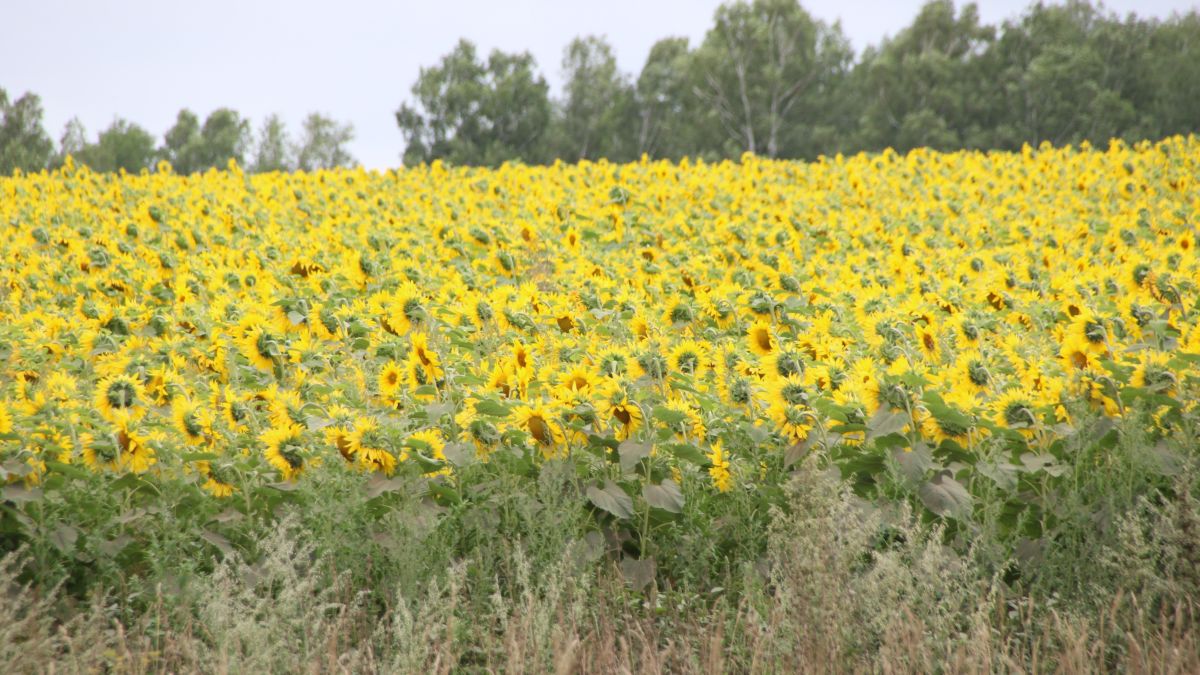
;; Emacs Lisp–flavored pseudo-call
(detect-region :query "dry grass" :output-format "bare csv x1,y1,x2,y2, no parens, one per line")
2,465,1197,674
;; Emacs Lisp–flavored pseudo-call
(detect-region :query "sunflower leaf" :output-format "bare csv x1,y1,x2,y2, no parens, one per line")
587,480,634,520
643,479,683,513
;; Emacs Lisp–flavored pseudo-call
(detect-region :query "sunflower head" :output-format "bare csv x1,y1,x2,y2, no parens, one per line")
95,374,145,421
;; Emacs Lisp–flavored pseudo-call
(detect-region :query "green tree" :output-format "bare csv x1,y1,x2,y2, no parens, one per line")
634,37,696,159
294,113,356,171
555,36,637,161
76,119,157,173
0,89,54,174
1139,11,1200,139
855,1,995,152
253,114,293,173
986,1,1138,148
396,39,551,166
161,108,250,173
691,0,852,158
51,117,88,169
194,108,251,170
162,109,202,173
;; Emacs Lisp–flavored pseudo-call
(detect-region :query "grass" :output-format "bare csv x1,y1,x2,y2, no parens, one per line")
2,426,1198,673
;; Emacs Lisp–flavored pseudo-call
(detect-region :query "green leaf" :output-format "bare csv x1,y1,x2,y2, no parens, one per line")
587,480,634,520
662,442,709,466
643,479,683,513
44,460,90,479
918,472,972,518
305,416,334,431
97,534,134,557
893,442,934,485
475,399,512,417
427,479,461,505
441,442,476,467
867,408,908,440
201,530,234,557
618,440,652,472
366,474,407,499
265,481,299,492
49,525,79,554
1,484,42,503
651,406,688,425
620,556,656,592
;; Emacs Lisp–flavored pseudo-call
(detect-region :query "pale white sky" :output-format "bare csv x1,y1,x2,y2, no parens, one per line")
1,0,1194,168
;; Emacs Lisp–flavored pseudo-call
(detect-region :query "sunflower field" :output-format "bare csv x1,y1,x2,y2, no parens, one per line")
2,138,1200,670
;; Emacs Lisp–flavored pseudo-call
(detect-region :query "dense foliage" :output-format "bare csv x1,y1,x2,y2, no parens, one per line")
3,0,1199,175
2,124,1200,669
1,134,1197,581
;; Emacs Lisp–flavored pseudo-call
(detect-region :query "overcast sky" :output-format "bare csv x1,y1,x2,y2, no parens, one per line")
2,0,1194,168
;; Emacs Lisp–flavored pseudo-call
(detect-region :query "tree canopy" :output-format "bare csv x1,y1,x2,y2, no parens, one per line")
3,0,1199,174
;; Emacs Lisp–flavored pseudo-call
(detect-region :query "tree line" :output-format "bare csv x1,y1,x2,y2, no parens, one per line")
3,0,1198,174
0,101,356,175
398,0,1200,165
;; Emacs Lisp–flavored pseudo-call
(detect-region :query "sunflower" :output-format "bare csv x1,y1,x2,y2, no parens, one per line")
144,366,184,406
485,361,518,398
261,423,308,480
308,302,343,340
1132,351,1176,394
662,299,696,327
763,345,806,380
455,405,501,459
1064,309,1110,354
914,324,941,363
595,347,634,379
348,417,398,475
556,364,597,398
766,374,811,411
462,291,495,331
115,419,156,474
768,400,812,443
992,389,1039,433
1059,336,1101,372
512,403,565,458
324,422,356,462
172,399,213,446
268,389,308,428
950,357,991,398
199,462,236,497
408,428,448,476
747,318,776,356
82,434,121,472
94,373,146,422
0,401,12,435
867,375,914,413
409,332,444,381
379,284,425,336
668,339,709,378
634,348,669,381
708,441,732,493
237,320,283,372
378,360,404,398
214,386,253,432
406,356,438,395
918,406,972,446
597,393,644,440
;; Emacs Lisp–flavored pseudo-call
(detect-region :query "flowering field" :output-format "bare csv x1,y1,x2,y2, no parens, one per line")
2,137,1199,530
2,140,1200,670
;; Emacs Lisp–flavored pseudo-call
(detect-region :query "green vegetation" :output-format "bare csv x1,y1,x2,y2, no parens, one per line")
3,0,1200,174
